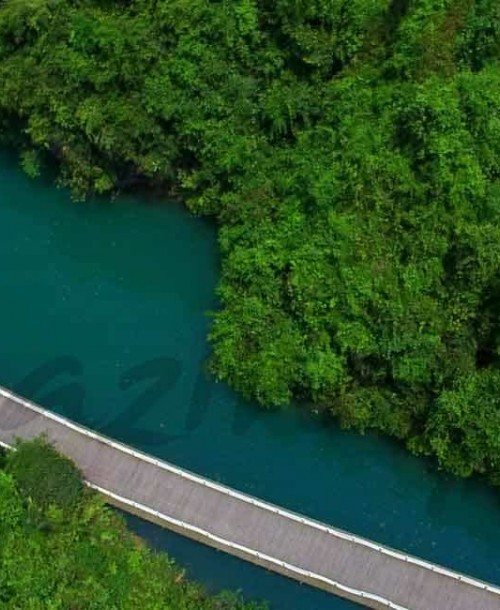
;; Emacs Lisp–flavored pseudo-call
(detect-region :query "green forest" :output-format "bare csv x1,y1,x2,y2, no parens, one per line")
0,0,500,483
0,439,266,609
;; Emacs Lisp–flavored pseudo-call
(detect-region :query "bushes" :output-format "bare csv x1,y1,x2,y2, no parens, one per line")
0,439,266,610
5,436,84,511
426,370,500,481
1,1,500,484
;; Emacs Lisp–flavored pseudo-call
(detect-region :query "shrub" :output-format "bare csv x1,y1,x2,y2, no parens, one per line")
5,437,84,511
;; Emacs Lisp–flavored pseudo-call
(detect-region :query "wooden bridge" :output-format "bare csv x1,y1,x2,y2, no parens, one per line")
0,386,499,610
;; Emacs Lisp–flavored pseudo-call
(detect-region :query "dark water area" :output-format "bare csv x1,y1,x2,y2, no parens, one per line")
0,150,499,608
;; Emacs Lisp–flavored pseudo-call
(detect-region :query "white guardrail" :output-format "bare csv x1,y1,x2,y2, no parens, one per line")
1,385,500,608
0,436,407,610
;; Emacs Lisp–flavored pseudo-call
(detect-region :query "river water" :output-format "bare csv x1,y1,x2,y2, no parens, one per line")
0,151,499,609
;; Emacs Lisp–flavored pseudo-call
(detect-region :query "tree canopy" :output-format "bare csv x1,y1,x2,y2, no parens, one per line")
1,0,500,483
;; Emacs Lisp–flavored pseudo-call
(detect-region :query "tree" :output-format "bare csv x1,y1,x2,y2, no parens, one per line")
1,0,500,484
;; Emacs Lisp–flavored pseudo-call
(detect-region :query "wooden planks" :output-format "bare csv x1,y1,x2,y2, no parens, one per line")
0,386,499,610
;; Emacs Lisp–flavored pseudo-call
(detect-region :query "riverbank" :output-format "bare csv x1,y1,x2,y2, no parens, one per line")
0,151,499,608
2,1,500,486
0,438,267,609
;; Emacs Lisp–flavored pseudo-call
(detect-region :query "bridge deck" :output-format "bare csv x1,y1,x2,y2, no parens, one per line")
0,386,499,610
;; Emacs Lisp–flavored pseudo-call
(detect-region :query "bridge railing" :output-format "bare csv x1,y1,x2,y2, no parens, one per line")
1,385,500,607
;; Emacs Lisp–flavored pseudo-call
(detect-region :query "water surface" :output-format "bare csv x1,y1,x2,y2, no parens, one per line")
0,150,499,608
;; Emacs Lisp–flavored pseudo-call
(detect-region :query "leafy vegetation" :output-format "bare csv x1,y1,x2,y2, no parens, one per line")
0,438,266,610
5,436,83,511
1,1,500,483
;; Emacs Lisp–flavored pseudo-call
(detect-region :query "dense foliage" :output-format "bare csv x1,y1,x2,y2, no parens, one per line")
5,436,84,511
0,440,266,609
1,1,500,482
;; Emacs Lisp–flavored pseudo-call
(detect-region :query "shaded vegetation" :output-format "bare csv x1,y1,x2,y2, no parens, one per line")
0,439,266,609
1,1,500,482
5,436,83,511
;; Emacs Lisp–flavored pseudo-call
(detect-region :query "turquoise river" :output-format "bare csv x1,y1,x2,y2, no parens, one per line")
0,150,499,609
